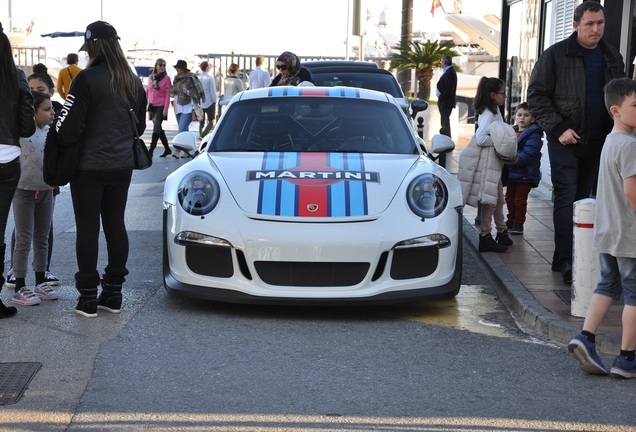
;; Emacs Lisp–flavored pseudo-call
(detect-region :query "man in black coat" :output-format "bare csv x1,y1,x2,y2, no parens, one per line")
527,2,624,284
436,55,457,137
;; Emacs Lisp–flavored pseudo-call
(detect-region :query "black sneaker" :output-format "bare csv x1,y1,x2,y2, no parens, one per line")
495,230,513,247
479,233,508,253
97,291,122,314
510,223,524,235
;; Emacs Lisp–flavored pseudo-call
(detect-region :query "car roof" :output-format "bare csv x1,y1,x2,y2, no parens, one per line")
302,60,379,72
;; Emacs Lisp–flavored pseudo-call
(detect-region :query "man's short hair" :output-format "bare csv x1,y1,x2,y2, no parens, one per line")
442,55,452,66
573,1,604,23
255,55,264,66
604,78,636,115
67,53,79,65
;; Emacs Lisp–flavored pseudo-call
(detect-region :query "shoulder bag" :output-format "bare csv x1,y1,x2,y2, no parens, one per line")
128,105,152,170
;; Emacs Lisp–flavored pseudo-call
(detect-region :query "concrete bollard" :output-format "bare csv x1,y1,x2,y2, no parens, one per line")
571,198,600,317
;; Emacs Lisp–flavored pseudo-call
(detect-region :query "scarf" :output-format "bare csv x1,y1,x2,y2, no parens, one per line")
151,71,167,90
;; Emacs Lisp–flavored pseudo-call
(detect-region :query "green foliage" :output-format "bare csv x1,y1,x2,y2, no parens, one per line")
388,39,460,100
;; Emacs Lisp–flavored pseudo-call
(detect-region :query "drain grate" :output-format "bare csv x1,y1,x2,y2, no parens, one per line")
0,362,41,405
555,289,623,307
555,289,571,305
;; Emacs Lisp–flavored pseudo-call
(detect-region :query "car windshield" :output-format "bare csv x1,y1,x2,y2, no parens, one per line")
209,97,416,154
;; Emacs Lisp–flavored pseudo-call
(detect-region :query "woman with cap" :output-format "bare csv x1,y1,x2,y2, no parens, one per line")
270,51,314,87
55,20,147,317
0,22,35,318
170,59,205,158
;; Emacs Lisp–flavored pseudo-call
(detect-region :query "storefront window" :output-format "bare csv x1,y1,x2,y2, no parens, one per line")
504,0,541,122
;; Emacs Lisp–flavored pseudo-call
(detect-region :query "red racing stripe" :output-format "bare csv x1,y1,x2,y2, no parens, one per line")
297,152,329,217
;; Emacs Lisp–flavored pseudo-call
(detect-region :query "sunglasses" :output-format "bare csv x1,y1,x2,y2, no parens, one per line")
157,64,166,67
276,64,288,71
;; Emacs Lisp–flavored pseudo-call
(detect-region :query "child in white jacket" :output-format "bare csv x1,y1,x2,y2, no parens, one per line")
458,77,515,253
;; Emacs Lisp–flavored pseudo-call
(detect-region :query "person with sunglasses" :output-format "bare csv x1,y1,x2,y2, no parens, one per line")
270,51,314,87
146,58,172,157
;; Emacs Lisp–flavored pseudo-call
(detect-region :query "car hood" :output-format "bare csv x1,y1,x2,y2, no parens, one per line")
209,152,426,219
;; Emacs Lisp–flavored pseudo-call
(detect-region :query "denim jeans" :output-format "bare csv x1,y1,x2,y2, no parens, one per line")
547,135,603,264
176,112,192,133
70,169,132,290
595,253,636,306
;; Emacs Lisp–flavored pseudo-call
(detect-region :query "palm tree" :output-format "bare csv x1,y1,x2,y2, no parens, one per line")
389,39,460,101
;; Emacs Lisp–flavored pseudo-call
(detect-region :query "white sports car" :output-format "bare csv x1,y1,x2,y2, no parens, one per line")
163,86,463,304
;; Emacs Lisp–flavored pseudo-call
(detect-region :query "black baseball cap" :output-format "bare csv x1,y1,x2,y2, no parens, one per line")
80,21,120,51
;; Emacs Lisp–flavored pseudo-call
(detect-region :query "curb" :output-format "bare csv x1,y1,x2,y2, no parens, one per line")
462,217,621,354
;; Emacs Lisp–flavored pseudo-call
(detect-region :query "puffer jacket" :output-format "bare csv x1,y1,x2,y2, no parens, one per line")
527,32,624,144
55,60,147,171
458,112,517,207
0,69,35,146
504,123,543,187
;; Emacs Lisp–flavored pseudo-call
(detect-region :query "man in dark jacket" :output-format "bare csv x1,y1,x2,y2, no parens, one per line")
436,55,457,137
527,1,625,284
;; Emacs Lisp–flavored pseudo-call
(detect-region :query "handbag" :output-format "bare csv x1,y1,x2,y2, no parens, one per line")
128,105,152,170
43,126,80,187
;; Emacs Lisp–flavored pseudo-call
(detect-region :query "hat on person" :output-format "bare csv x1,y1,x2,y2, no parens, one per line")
80,21,120,51
174,60,190,72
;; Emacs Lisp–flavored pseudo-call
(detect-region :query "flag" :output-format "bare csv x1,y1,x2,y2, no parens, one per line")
431,0,441,17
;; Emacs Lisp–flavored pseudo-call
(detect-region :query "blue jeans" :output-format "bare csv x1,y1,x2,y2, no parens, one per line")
176,112,192,133
595,254,636,306
70,169,132,290
547,135,603,265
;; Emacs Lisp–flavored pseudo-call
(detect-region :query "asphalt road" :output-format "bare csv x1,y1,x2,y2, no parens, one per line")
0,148,635,432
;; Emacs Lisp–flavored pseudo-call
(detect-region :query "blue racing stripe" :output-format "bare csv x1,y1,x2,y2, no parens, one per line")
278,153,299,216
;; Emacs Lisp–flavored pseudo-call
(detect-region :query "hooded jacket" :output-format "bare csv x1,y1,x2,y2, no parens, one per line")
55,60,147,171
527,32,624,144
504,123,543,187
458,111,517,207
0,69,35,147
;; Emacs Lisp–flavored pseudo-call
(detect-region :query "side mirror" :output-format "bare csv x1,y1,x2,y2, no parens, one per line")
410,99,429,119
199,133,213,152
172,131,198,158
430,134,455,154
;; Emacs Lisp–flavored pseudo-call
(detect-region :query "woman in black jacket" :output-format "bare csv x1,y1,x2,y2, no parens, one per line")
56,21,147,317
0,22,35,318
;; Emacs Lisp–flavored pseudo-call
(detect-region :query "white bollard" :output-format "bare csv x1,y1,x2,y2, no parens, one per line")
571,198,600,317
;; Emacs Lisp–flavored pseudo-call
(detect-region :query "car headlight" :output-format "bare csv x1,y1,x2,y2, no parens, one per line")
406,174,448,218
177,171,220,215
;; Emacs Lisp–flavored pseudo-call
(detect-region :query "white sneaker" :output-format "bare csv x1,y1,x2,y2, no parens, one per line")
4,268,15,289
33,283,59,300
12,287,41,306
44,271,60,286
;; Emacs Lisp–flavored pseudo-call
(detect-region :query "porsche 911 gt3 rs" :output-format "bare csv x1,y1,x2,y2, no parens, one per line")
163,86,462,304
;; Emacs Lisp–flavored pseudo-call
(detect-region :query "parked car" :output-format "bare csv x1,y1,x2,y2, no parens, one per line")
163,86,462,305
303,60,411,115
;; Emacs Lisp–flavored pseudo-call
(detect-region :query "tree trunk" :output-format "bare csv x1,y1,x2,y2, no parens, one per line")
416,67,434,100
398,0,413,96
